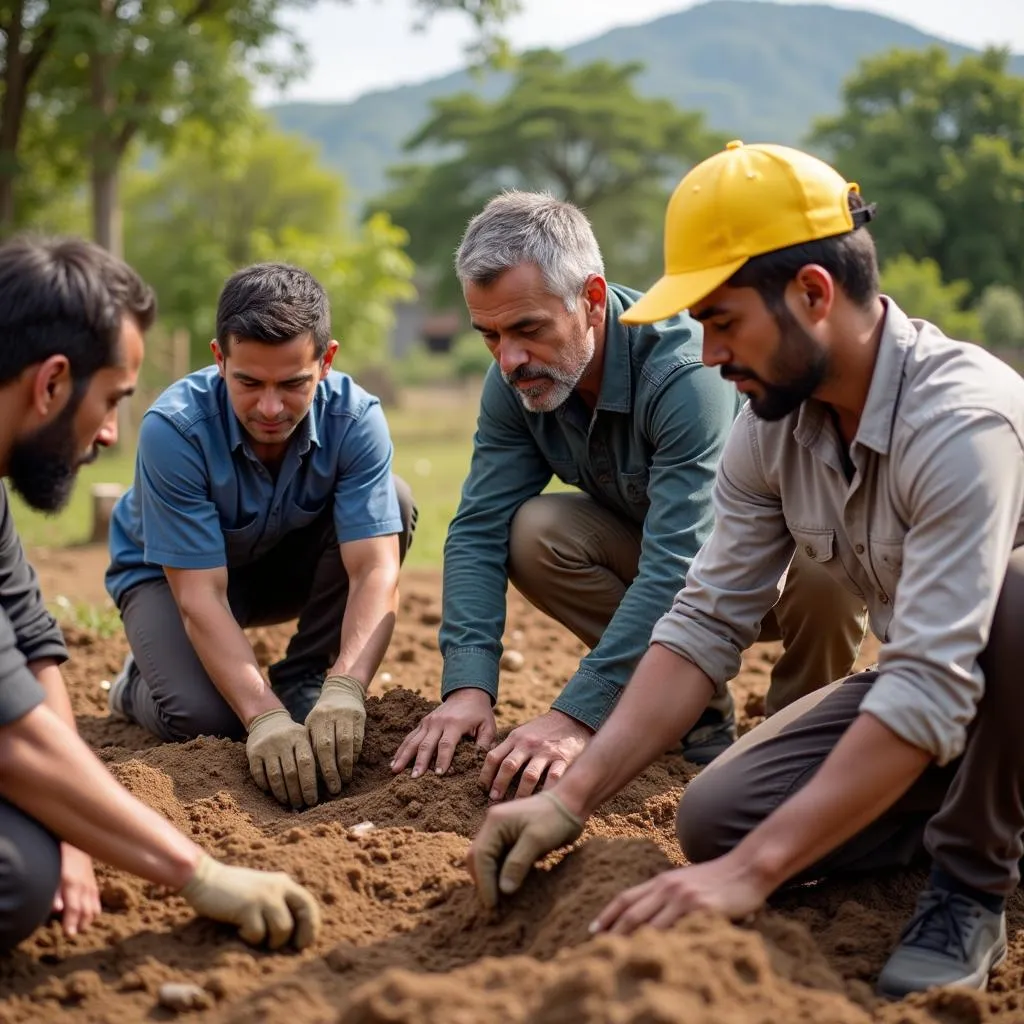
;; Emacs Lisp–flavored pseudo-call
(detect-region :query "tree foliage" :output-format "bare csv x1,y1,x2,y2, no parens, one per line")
977,285,1024,349
1,0,520,247
810,46,1024,300
879,255,980,339
123,117,415,367
373,49,723,306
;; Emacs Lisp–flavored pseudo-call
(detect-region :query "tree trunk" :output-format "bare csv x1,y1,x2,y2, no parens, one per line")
0,1,29,233
89,0,122,256
91,161,122,257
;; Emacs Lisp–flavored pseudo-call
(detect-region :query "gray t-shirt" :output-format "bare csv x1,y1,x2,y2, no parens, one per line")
0,482,68,725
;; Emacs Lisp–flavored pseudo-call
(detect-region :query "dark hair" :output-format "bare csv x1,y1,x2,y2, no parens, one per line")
0,234,156,388
728,191,880,309
216,263,331,358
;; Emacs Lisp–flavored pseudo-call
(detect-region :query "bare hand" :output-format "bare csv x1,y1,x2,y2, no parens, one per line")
480,710,593,801
53,844,101,937
589,853,772,936
391,688,497,778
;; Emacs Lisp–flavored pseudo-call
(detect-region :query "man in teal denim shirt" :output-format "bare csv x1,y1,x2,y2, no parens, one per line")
392,192,867,798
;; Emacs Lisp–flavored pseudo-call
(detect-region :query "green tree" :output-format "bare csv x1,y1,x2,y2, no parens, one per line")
373,49,722,305
810,46,1024,300
879,255,980,339
123,116,415,366
977,284,1024,349
2,0,519,246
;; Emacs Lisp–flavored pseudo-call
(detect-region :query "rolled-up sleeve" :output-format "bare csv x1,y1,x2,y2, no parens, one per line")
650,406,796,695
860,411,1024,765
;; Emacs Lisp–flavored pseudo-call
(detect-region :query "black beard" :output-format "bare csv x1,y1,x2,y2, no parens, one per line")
739,304,829,422
7,392,91,513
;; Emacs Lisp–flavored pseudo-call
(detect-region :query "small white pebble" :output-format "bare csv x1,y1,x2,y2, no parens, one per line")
157,981,210,1012
511,629,525,642
500,650,525,672
380,672,393,684
99,679,111,691
349,821,376,836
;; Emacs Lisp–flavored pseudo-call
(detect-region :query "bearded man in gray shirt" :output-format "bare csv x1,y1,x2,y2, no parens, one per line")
467,142,1024,1000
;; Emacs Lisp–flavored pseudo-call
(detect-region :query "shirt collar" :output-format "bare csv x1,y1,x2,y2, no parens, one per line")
594,287,634,414
793,296,913,457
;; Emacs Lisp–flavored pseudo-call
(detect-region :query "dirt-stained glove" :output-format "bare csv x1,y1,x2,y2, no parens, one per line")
179,853,321,950
301,675,366,794
467,790,585,908
246,708,319,809
304,674,366,794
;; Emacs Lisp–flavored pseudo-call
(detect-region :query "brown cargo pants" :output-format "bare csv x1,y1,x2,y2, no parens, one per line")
508,492,870,720
676,545,1024,895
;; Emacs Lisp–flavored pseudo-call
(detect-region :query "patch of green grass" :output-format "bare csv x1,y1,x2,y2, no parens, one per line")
49,595,122,638
385,385,479,569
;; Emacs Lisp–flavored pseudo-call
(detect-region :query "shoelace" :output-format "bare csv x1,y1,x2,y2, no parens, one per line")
901,890,981,958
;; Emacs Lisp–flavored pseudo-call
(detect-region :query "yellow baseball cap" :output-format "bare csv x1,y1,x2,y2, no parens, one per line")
620,140,870,325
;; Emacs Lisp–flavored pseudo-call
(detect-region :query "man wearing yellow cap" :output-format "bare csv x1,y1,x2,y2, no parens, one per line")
466,142,1024,998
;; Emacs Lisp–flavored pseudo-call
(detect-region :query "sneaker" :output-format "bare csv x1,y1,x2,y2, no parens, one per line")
681,706,736,764
272,674,324,724
876,885,1007,998
107,653,134,719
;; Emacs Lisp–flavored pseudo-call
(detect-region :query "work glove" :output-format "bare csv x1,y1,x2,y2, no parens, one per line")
179,853,321,950
246,708,319,808
304,674,366,794
467,790,585,909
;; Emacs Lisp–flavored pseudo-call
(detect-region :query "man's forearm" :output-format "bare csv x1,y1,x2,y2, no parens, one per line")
553,643,715,818
30,658,76,732
179,597,281,727
730,712,933,890
0,705,200,888
330,566,399,687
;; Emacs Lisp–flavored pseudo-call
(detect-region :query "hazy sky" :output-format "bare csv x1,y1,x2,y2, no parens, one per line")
262,0,1024,105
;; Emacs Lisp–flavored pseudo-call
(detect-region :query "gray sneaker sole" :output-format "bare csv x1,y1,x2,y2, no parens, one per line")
877,936,1008,999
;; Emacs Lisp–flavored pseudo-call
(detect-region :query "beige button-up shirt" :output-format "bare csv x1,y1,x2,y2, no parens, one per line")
650,299,1024,765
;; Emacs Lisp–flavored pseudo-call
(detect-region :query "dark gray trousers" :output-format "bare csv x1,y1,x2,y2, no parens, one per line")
0,798,61,952
117,477,417,743
677,545,1024,896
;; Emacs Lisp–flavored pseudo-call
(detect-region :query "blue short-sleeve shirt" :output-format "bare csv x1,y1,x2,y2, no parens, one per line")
105,366,402,605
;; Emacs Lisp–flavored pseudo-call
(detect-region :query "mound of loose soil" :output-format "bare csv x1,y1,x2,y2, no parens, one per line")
4,554,1021,1024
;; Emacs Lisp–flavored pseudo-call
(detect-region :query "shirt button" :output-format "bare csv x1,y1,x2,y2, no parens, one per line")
879,593,890,604
855,543,865,554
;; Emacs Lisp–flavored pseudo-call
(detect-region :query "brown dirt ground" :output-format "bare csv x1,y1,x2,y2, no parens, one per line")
2,545,1020,1024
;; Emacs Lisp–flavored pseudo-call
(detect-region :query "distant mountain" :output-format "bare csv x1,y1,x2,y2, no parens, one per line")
268,0,1024,205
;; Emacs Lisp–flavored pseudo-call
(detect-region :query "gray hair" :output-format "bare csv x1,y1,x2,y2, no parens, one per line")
455,190,605,312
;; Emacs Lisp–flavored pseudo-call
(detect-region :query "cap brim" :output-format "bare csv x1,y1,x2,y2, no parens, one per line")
619,257,749,325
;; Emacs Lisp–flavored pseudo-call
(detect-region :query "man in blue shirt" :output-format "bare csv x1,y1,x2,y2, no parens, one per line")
106,263,416,810
392,191,867,798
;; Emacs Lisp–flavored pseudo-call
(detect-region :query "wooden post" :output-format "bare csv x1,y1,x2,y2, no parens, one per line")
89,483,124,544
171,328,190,381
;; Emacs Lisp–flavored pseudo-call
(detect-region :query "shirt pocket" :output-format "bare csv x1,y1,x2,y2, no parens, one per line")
222,516,263,565
788,524,836,565
620,468,650,505
291,499,329,530
868,536,904,605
